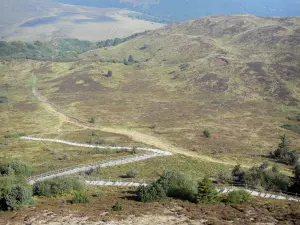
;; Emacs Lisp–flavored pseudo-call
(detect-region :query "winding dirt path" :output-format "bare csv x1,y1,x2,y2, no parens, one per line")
32,87,239,167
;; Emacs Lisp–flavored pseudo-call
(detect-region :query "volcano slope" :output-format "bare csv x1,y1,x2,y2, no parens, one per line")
1,15,300,171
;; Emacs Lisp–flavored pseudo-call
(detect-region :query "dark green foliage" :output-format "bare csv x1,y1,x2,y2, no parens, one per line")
106,70,113,77
195,177,221,204
123,58,129,65
270,134,299,165
112,201,122,211
137,182,166,202
96,31,147,49
225,190,252,204
244,165,290,192
179,63,189,71
128,55,134,62
0,160,31,176
290,163,300,193
281,124,300,134
131,146,137,154
160,172,197,202
34,177,82,197
232,164,245,182
0,96,8,103
295,163,300,185
136,171,197,202
0,176,33,211
71,191,89,204
0,32,147,61
89,117,95,124
203,129,211,138
122,170,137,178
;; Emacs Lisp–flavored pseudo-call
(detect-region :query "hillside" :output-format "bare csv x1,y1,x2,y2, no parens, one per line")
52,0,300,21
0,0,163,42
1,15,300,223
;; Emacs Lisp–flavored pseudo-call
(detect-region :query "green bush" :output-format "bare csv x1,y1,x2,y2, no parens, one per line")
122,170,137,178
195,177,221,204
281,124,300,134
137,182,166,202
72,191,89,204
225,190,251,204
136,171,197,202
232,164,245,182
112,201,122,211
34,177,82,197
160,172,197,202
0,176,33,211
244,166,290,192
0,160,31,176
270,134,299,165
203,129,211,138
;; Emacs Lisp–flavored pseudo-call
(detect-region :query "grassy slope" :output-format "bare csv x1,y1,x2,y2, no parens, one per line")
1,15,300,177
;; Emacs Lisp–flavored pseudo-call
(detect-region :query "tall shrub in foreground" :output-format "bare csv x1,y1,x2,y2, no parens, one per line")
195,177,221,204
0,176,33,211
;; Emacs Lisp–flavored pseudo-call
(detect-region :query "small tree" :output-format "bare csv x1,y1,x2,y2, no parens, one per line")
89,117,95,124
195,177,220,204
106,70,112,77
232,164,245,182
128,55,134,62
203,129,211,138
123,58,129,65
271,134,298,165
132,146,137,154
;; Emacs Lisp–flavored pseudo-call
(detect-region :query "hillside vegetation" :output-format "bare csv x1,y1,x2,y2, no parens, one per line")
1,14,300,224
1,15,300,164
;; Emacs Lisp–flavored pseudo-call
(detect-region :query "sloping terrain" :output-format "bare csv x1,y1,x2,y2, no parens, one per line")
0,0,163,42
1,14,300,224
1,15,298,166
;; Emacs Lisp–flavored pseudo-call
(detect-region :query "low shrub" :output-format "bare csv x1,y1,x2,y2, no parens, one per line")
112,201,122,211
137,171,197,203
244,165,290,192
0,160,31,176
225,190,251,204
203,129,211,138
121,170,136,178
71,191,89,204
137,182,166,202
34,177,82,197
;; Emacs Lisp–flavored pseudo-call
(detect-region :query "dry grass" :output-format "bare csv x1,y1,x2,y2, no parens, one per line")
1,186,299,225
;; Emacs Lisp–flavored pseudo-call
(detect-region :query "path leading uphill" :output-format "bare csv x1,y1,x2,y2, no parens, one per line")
32,87,241,167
